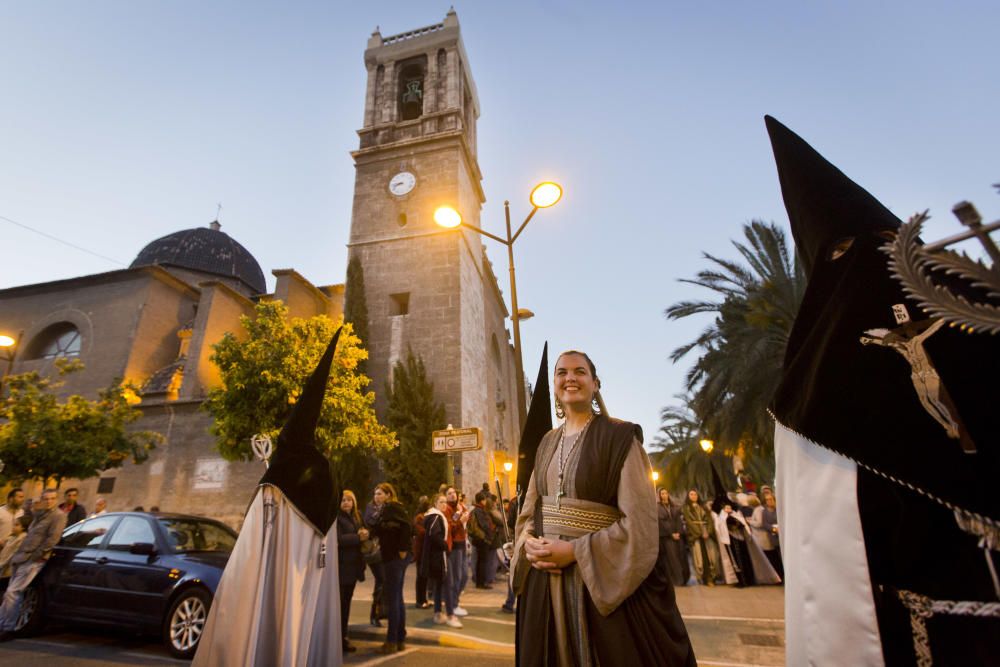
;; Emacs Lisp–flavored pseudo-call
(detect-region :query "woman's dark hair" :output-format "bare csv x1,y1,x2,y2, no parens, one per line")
416,495,431,514
16,515,32,531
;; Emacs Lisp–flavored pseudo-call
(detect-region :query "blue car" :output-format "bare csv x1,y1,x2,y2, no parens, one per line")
15,511,237,659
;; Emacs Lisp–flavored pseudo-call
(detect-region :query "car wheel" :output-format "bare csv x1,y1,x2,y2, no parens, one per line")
163,587,211,659
14,584,46,636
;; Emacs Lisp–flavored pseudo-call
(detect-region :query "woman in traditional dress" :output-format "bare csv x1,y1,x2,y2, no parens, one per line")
683,488,719,586
370,483,412,655
336,490,367,654
422,494,463,628
512,350,695,666
657,488,689,587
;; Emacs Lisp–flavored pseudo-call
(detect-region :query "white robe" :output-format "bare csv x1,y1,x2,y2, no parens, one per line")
193,485,341,667
714,509,781,585
775,421,884,667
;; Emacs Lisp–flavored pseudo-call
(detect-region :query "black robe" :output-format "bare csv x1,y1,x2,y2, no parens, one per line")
658,502,689,587
516,415,696,666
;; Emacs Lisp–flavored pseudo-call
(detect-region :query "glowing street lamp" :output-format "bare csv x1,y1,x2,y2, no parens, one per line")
651,471,660,483
434,181,564,429
503,461,514,473
0,331,22,397
699,439,715,454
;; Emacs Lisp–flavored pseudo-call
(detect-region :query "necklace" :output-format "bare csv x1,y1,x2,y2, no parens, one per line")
556,413,595,509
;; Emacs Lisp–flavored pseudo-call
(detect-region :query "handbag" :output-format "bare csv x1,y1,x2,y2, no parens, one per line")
361,536,381,565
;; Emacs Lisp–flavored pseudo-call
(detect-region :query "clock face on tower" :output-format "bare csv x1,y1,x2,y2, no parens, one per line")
388,171,416,197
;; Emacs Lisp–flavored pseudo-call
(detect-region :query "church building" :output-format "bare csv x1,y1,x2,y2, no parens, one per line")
0,11,522,524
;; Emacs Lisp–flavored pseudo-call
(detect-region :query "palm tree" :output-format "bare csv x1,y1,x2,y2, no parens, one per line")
665,220,804,459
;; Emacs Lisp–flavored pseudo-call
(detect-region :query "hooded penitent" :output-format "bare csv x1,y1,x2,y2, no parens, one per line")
193,328,344,667
766,115,1000,666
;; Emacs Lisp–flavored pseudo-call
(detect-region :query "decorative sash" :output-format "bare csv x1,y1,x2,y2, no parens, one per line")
540,495,622,539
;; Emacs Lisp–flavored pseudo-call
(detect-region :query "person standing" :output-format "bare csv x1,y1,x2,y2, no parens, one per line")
759,495,783,578
363,493,386,627
444,487,469,617
370,483,411,655
658,489,689,587
683,489,719,586
0,489,25,539
0,516,31,578
412,496,432,609
470,492,496,589
89,498,107,517
422,494,462,628
337,490,367,654
0,489,67,641
513,350,695,666
59,488,86,526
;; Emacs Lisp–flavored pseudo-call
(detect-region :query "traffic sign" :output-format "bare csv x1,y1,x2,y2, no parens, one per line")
431,427,482,453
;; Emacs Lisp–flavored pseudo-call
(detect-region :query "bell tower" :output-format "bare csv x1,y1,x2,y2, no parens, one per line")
348,11,516,490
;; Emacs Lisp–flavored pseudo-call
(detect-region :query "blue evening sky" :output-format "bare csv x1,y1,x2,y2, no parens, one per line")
2,1,997,448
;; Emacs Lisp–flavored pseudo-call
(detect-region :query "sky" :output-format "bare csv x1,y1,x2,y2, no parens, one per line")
2,1,998,448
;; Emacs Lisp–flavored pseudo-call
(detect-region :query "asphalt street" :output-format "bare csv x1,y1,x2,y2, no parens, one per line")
0,568,786,666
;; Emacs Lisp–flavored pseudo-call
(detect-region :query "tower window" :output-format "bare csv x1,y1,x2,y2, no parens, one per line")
390,292,410,316
397,58,426,121
398,213,408,227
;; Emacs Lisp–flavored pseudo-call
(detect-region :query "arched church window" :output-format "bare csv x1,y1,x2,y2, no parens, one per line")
30,323,82,360
398,60,425,121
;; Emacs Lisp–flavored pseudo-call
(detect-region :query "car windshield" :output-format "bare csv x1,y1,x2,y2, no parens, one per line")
158,518,237,554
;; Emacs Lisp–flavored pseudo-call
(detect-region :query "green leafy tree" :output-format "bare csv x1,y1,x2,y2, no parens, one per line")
204,301,395,495
381,350,446,510
652,394,772,494
0,358,161,486
344,256,370,377
665,220,804,459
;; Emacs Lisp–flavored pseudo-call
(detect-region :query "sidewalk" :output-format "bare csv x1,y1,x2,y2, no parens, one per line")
348,562,786,664
347,562,515,653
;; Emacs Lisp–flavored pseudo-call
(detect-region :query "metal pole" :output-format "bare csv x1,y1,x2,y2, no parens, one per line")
506,200,528,431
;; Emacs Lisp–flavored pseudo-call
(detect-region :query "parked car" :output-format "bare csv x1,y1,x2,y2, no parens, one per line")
12,511,237,659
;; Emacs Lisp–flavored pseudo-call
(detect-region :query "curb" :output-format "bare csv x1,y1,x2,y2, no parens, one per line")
348,624,515,654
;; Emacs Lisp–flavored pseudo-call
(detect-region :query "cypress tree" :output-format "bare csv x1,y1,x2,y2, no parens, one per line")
382,350,447,510
343,256,370,376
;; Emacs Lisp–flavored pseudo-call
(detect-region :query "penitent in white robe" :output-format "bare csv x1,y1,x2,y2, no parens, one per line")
192,485,341,667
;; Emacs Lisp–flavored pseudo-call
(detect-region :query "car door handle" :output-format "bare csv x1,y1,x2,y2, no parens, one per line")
95,557,109,565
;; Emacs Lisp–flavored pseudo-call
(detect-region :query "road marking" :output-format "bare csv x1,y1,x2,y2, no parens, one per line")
699,660,783,667
120,651,189,664
435,630,515,651
462,616,516,626
361,647,419,665
684,614,785,623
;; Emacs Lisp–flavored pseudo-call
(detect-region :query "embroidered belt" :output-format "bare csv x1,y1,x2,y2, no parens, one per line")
540,496,622,539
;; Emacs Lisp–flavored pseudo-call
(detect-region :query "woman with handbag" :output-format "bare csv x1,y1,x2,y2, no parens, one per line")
336,490,367,653
370,483,412,655
422,494,463,628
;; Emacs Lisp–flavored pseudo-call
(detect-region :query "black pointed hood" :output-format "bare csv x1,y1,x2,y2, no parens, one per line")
709,459,731,515
259,327,342,535
765,115,900,275
766,116,999,523
516,343,553,507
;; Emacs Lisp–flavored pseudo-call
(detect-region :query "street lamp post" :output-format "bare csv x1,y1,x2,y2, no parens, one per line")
0,332,22,397
434,182,562,429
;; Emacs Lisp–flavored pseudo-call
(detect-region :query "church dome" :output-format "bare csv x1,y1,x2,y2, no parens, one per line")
131,222,266,295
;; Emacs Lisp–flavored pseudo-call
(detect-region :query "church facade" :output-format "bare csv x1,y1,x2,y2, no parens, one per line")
0,11,523,525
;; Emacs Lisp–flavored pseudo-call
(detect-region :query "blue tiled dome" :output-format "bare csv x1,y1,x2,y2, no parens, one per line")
131,223,266,295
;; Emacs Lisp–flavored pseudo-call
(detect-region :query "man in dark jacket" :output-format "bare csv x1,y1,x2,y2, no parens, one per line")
0,489,67,640
58,488,86,527
470,492,497,588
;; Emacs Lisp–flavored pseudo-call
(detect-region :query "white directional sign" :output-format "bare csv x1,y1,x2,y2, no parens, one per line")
431,427,482,453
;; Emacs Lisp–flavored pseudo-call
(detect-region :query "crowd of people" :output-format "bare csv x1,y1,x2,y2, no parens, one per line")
662,484,783,588
335,480,516,656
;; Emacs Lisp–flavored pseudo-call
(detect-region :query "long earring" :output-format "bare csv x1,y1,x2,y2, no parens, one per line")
554,398,565,420
591,393,601,415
